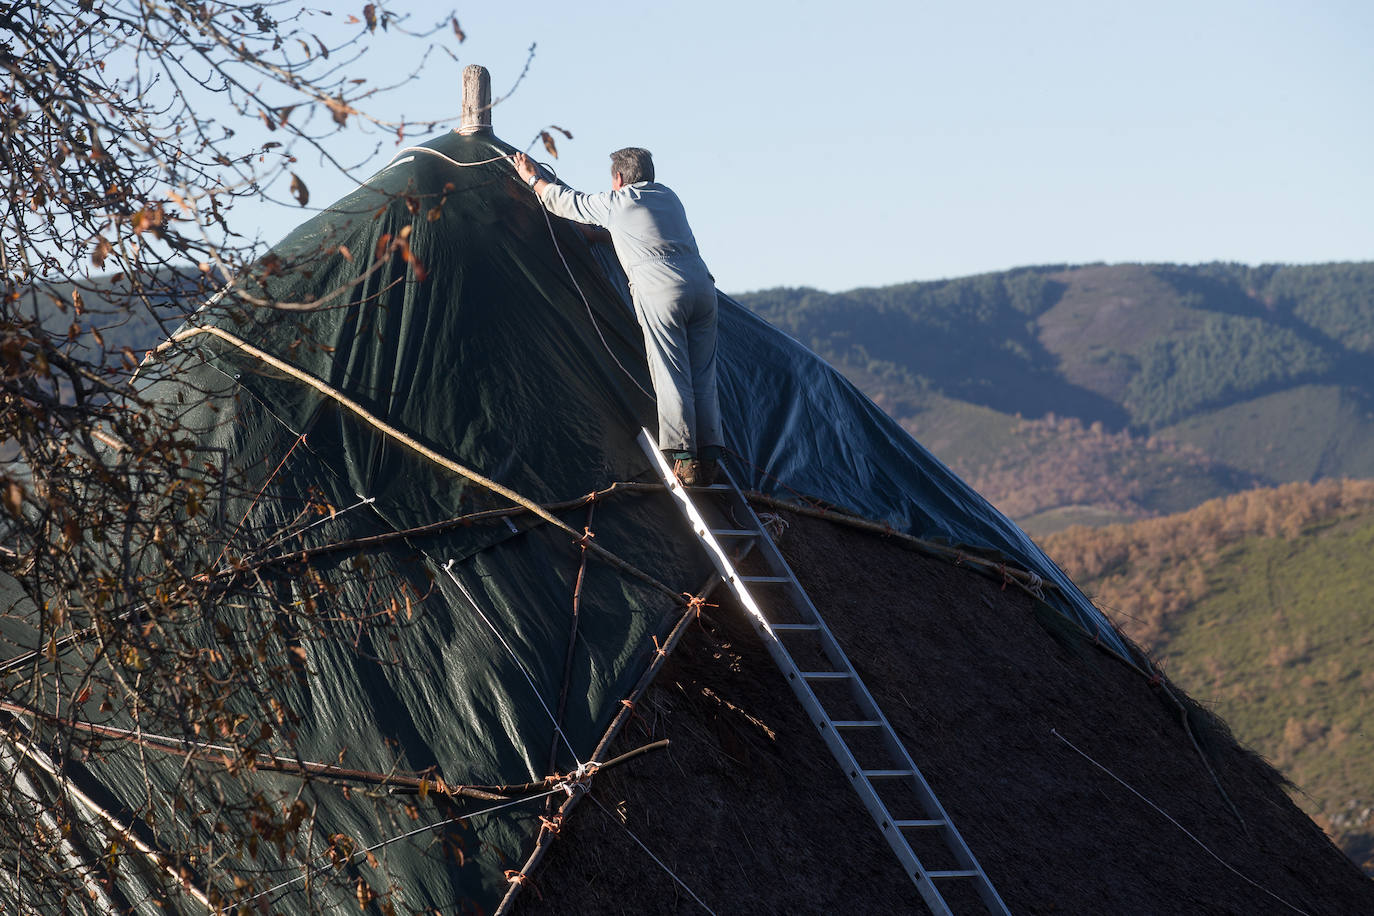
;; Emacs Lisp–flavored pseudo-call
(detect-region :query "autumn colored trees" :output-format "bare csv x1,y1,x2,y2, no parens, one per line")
1,2,466,907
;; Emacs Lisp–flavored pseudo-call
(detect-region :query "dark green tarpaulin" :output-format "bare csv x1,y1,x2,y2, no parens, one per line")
1,129,1130,913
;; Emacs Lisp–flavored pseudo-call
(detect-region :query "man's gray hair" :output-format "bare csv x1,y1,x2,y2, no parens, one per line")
610,147,654,184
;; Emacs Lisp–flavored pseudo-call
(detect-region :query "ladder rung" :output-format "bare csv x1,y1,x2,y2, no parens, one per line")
635,428,1008,915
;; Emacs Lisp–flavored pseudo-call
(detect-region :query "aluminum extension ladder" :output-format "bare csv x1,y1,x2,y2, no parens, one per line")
638,432,1010,916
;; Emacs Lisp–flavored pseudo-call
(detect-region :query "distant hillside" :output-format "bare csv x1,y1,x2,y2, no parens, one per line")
32,261,1374,533
1040,479,1374,874
734,262,1374,530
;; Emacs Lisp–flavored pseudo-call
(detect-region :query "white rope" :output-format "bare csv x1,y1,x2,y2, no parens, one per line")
5,731,214,910
392,139,655,401
757,512,789,541
440,559,583,767
383,146,516,173
1051,728,1311,916
258,495,378,553
587,794,717,915
242,787,564,905
555,761,594,798
529,189,654,400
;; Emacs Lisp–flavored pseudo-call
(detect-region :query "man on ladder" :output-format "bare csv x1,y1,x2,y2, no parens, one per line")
514,148,722,486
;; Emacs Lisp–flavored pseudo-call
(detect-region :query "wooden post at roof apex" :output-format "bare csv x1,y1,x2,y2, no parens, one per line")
459,65,491,135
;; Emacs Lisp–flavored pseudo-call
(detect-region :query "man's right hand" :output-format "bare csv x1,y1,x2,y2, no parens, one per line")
512,152,538,185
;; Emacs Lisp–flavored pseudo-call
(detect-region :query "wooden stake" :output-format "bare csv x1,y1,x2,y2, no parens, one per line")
459,64,492,134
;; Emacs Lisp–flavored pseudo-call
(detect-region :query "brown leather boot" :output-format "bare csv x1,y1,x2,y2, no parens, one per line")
672,457,700,487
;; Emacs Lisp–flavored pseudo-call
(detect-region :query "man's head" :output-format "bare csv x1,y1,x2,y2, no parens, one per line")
610,147,654,189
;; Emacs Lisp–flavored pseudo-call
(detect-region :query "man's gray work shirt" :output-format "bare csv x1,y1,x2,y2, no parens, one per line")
537,181,710,291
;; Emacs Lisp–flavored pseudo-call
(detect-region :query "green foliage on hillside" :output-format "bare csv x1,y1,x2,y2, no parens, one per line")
740,267,1083,419
1160,386,1374,485
1040,481,1374,872
1176,261,1374,354
1124,315,1335,428
734,261,1374,521
737,262,1374,434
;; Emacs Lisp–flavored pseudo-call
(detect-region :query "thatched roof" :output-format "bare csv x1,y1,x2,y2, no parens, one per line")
518,510,1374,914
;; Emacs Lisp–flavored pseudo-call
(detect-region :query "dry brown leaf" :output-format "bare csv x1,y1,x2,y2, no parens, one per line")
91,237,111,269
2,481,24,517
325,94,353,127
290,172,309,206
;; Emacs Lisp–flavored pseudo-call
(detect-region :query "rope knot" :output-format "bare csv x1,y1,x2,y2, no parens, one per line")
538,815,563,836
576,527,595,548
681,593,716,619
554,761,595,797
504,870,541,898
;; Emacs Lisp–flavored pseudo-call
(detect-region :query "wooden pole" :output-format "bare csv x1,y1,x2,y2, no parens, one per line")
459,64,492,134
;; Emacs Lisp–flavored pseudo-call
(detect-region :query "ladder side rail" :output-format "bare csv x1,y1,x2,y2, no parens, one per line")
725,586,955,916
637,432,1010,915
716,466,1009,906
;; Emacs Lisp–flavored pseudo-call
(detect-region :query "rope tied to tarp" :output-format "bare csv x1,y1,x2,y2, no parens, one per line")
242,789,568,906
441,559,583,767
1051,728,1311,916
259,494,378,553
503,870,540,898
387,140,655,401
587,794,719,916
0,698,634,802
553,761,595,799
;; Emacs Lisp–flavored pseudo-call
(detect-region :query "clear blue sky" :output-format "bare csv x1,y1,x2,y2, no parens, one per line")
272,0,1372,294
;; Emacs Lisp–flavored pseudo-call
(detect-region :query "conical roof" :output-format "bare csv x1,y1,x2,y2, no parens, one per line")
4,128,1152,912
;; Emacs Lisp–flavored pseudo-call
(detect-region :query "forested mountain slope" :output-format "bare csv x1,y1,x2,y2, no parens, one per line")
39,261,1374,534
735,262,1374,532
